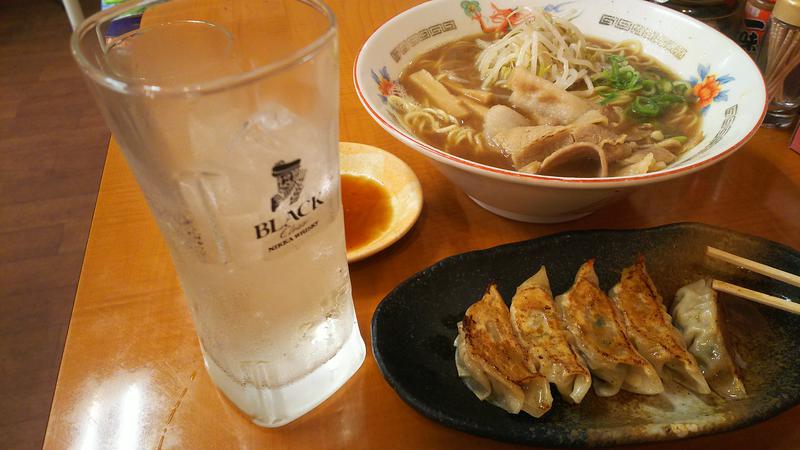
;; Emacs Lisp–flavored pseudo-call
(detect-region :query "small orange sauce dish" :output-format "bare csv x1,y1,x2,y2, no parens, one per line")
339,142,423,263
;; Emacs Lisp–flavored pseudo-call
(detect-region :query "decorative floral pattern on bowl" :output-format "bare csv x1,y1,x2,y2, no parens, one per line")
461,1,523,34
461,1,579,34
381,2,736,118
690,64,735,114
354,0,766,223
370,66,403,103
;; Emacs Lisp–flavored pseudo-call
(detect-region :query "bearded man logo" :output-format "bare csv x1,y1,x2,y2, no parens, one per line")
270,159,306,212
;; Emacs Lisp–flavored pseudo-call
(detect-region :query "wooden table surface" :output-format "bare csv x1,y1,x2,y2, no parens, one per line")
46,1,800,449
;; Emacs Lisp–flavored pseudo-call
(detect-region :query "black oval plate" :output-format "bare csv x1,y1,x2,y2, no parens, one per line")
371,223,800,448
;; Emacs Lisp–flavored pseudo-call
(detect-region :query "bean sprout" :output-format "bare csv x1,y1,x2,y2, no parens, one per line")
475,8,602,94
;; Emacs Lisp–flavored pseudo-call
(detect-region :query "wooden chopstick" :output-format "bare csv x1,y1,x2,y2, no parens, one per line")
706,246,800,314
706,246,800,288
712,280,800,315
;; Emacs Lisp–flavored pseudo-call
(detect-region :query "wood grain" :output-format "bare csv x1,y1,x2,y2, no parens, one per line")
45,1,800,449
0,0,108,448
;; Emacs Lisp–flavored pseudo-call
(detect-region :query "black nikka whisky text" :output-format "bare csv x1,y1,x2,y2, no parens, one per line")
254,196,324,239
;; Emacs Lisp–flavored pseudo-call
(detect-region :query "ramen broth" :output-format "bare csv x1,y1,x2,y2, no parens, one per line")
397,33,703,177
400,37,512,169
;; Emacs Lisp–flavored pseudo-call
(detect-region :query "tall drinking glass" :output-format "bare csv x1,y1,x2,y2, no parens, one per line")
71,0,365,427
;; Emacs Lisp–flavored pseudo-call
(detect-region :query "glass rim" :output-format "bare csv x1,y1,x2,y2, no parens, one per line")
70,0,337,97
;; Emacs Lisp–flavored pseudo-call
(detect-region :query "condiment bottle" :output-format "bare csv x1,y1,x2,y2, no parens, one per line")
758,0,800,128
737,0,776,57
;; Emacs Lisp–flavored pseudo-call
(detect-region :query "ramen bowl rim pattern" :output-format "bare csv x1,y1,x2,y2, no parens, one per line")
353,0,767,190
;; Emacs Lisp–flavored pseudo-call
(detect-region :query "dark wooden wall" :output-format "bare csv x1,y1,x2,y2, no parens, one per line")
0,0,108,447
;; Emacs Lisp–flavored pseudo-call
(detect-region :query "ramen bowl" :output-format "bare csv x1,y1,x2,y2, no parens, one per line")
354,0,766,223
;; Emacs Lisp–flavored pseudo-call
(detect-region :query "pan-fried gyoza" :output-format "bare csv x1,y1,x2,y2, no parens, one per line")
455,284,553,417
509,267,592,404
672,279,747,400
554,260,663,397
454,258,747,418
608,257,710,395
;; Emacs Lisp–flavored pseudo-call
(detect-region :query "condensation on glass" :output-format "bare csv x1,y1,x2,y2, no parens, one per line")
71,0,365,427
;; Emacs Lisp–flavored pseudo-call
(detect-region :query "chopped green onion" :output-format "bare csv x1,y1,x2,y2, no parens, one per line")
672,81,690,95
630,96,661,118
599,92,618,105
595,54,689,119
651,93,685,106
608,54,626,63
641,79,656,95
